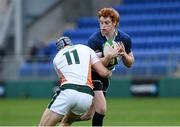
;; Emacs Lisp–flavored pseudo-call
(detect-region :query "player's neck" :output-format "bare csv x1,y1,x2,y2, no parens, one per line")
104,29,116,41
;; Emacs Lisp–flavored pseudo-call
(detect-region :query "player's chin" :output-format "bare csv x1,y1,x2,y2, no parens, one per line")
101,29,108,34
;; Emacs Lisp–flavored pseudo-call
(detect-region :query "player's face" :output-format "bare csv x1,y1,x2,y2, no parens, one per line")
99,17,116,35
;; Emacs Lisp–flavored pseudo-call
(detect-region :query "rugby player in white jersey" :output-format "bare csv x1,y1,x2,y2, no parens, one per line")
38,36,120,126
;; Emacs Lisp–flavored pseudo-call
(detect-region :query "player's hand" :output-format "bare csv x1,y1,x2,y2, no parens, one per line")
117,41,126,57
106,46,120,58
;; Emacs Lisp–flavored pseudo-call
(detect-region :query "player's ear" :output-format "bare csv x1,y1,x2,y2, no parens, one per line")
113,22,116,27
113,21,118,28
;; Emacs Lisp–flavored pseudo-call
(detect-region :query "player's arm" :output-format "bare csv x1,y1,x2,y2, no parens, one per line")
100,55,112,66
122,52,134,68
100,45,121,66
53,60,59,76
89,47,112,78
92,61,112,78
119,42,134,68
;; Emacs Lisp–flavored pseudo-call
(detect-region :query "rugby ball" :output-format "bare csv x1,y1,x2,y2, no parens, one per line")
103,39,120,70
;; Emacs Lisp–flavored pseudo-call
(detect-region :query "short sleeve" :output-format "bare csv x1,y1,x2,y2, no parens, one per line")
88,47,100,65
124,37,132,54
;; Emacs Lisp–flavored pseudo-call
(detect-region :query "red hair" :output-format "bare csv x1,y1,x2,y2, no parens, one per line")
98,8,120,28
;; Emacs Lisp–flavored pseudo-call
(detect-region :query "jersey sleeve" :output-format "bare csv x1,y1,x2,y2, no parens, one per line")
88,47,100,65
87,36,97,50
87,33,104,59
53,58,59,76
123,34,132,54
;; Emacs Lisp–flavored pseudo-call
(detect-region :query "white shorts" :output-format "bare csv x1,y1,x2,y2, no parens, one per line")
48,86,93,116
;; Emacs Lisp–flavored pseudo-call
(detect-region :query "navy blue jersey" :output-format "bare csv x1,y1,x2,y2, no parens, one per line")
88,30,132,56
87,30,132,92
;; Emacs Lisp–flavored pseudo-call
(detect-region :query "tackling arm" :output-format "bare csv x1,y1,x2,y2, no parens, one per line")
92,61,112,78
100,46,121,66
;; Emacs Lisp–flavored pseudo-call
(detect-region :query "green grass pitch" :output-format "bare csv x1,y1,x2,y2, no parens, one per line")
0,98,180,126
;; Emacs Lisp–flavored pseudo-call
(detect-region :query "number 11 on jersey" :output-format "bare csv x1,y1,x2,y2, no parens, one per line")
63,49,80,65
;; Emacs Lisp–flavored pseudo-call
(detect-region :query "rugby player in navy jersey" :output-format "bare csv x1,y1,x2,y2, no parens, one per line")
83,7,135,126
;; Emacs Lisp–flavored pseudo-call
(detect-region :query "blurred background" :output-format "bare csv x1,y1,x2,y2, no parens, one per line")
0,0,180,126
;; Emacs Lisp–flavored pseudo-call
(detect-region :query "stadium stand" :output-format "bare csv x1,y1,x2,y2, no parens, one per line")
19,0,180,78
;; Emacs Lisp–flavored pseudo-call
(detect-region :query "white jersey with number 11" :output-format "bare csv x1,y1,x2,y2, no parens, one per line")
53,44,99,89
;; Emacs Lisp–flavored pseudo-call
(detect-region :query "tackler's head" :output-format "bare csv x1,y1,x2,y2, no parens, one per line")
56,36,73,50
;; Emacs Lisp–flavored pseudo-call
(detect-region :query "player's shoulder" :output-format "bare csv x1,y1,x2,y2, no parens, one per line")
117,30,132,43
88,31,102,41
118,30,131,39
75,44,92,51
87,31,105,48
53,51,60,64
75,44,88,48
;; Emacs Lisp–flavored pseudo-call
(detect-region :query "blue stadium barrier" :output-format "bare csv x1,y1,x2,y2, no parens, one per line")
77,17,98,28
19,63,55,76
77,14,180,28
123,0,180,4
70,39,88,45
63,28,98,39
114,2,180,15
121,14,180,27
114,60,178,76
132,36,180,49
61,36,180,51
64,25,180,39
